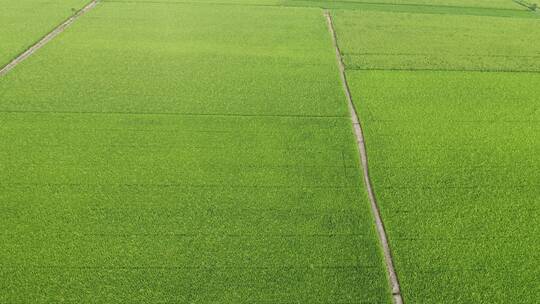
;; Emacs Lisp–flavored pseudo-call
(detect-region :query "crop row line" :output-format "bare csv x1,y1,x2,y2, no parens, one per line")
373,164,539,169
0,109,347,119
391,210,539,215
346,67,540,74
0,145,350,153
3,163,356,169
0,265,381,270
393,235,538,241
379,185,540,189
0,182,358,189
346,52,540,59
367,119,540,123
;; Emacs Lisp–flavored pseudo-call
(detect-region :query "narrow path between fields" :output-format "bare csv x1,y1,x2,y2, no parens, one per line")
324,10,404,304
0,0,100,77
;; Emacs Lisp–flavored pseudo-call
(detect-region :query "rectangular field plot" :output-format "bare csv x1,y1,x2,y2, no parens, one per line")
1,3,345,117
0,0,90,67
347,70,540,303
332,9,540,71
292,0,523,9
0,2,391,303
284,0,537,18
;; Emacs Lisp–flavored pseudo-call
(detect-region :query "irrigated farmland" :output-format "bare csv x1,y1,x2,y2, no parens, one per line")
332,7,540,304
0,2,391,303
1,0,539,303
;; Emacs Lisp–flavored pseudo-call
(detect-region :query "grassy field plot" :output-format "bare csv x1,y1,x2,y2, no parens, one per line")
332,9,540,71
346,70,540,303
0,2,391,303
0,0,90,67
1,3,345,116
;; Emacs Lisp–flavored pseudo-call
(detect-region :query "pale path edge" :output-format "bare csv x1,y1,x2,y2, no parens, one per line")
323,10,405,304
0,0,100,77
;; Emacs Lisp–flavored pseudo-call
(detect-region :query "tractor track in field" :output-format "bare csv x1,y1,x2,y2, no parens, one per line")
0,0,100,77
324,10,404,304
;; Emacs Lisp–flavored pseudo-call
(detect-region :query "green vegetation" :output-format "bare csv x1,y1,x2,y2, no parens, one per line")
2,0,538,302
1,3,346,116
0,0,89,67
0,2,391,303
347,70,540,304
283,0,540,18
332,9,540,71
332,6,540,304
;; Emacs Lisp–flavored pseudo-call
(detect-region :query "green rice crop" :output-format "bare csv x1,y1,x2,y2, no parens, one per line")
1,3,345,117
332,9,540,71
0,0,90,67
0,2,391,303
346,70,540,304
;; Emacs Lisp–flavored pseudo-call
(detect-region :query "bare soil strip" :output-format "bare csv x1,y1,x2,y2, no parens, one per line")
324,10,404,304
0,0,100,77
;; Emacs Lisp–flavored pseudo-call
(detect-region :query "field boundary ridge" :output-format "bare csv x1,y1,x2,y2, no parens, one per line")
324,9,404,304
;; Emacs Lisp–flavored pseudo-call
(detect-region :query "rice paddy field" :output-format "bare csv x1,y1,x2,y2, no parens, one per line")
333,7,540,304
1,0,539,303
